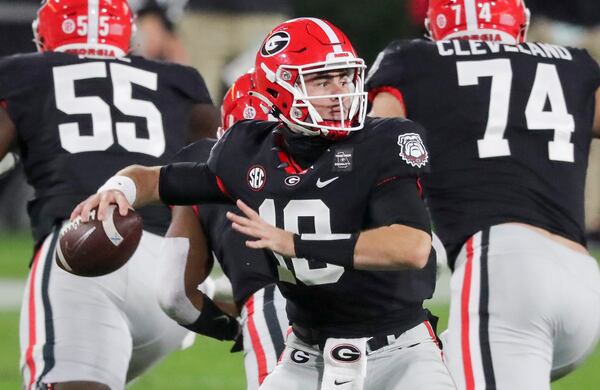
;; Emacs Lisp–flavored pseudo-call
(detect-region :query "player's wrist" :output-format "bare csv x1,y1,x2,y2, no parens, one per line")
182,293,240,341
293,233,359,268
98,175,137,205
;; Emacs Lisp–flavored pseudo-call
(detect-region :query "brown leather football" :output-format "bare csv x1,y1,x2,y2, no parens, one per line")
56,206,143,277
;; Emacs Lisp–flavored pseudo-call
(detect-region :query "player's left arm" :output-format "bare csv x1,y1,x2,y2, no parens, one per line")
369,91,407,118
228,189,431,272
593,87,600,138
158,205,239,341
365,41,408,119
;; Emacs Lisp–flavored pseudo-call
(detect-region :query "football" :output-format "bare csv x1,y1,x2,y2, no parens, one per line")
55,205,143,277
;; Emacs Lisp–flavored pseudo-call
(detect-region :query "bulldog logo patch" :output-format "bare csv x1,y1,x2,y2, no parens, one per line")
397,133,428,168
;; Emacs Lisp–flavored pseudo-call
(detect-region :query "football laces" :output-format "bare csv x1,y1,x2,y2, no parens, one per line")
60,209,97,236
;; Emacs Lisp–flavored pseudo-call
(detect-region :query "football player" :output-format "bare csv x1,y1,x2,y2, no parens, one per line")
0,1,221,389
71,18,457,390
366,1,600,389
158,70,289,389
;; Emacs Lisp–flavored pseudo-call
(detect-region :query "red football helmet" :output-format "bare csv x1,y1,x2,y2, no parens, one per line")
219,70,272,137
426,0,530,44
33,0,134,57
254,18,367,138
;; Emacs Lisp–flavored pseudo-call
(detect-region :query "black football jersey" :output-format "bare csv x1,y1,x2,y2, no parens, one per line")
174,139,279,307
205,118,435,337
0,52,212,243
367,39,600,265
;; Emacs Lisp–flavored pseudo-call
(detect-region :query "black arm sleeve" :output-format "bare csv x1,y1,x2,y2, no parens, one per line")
368,177,431,234
159,162,231,205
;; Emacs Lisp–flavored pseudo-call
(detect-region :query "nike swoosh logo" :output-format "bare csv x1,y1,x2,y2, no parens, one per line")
316,176,339,188
334,379,352,385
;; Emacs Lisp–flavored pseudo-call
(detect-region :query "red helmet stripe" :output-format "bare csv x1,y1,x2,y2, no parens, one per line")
305,17,343,53
465,0,478,31
87,0,100,44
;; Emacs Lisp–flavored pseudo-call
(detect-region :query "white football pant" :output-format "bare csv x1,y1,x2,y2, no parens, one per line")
19,226,193,390
444,223,600,390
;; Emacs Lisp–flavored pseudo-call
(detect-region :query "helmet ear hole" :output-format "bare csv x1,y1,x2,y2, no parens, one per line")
266,88,279,99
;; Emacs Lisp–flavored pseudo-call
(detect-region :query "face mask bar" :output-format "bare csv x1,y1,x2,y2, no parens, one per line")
271,58,368,134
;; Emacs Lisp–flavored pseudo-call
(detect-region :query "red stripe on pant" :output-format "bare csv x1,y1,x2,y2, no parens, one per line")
277,327,294,365
461,237,476,390
246,295,268,384
25,248,43,389
423,320,443,359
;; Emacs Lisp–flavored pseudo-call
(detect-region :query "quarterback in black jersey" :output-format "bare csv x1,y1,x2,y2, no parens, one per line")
0,1,221,389
73,18,455,390
367,0,600,389
158,72,289,390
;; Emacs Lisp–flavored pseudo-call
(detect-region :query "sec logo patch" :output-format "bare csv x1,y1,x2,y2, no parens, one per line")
247,165,266,191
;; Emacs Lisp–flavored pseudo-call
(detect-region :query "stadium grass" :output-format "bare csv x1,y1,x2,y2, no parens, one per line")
0,231,33,279
0,233,599,388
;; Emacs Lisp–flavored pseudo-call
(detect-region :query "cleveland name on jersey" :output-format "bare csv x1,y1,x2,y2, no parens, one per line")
204,118,435,337
367,39,600,265
0,52,212,244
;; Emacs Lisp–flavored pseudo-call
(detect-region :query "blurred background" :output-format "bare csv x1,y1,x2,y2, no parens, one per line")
1,1,599,389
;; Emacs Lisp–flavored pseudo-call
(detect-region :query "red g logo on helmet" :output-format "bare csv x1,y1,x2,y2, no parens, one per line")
426,0,530,44
33,0,133,57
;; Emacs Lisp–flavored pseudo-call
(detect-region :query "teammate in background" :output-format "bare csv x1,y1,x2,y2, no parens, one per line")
71,18,456,390
158,70,289,389
0,1,221,389
367,0,600,389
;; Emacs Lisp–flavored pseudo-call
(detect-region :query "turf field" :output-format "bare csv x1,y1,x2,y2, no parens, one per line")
0,232,599,389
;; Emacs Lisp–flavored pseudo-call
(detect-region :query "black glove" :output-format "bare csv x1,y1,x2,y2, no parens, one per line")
230,331,244,353
181,293,240,341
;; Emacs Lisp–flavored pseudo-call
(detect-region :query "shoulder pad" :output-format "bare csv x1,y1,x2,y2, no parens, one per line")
364,117,430,180
0,53,47,100
207,120,278,173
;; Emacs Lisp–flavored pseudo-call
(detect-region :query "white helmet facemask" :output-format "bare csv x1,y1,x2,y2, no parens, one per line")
261,53,368,137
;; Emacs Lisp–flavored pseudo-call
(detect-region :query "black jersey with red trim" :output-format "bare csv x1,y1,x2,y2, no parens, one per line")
366,39,600,265
174,139,278,308
0,51,212,244
205,118,435,337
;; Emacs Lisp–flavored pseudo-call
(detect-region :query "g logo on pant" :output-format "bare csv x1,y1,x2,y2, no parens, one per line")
331,344,362,362
291,349,310,364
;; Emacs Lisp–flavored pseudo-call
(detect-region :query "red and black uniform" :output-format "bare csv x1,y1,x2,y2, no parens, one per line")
160,117,436,340
367,38,600,266
0,51,211,244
